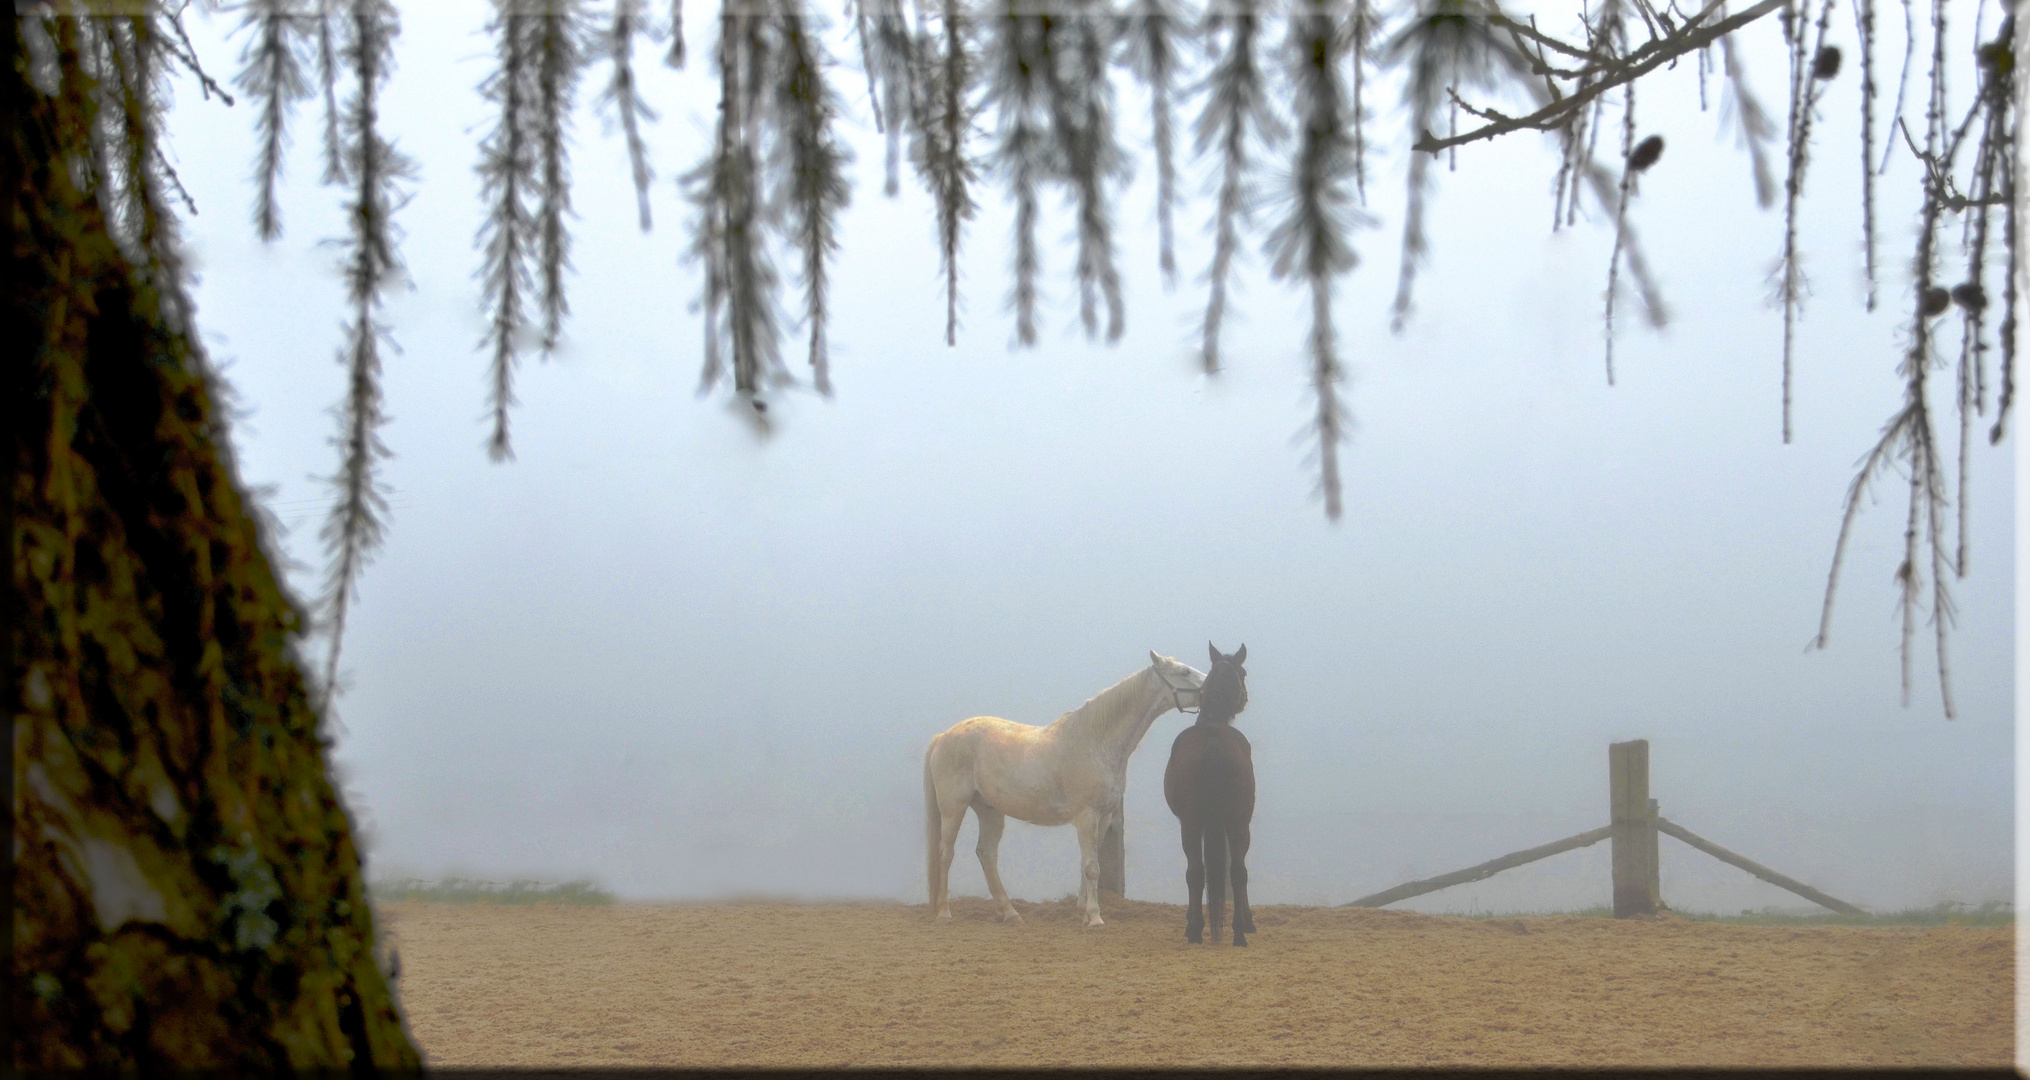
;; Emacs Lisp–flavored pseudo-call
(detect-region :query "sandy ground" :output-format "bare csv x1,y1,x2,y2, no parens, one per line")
378,895,2012,1068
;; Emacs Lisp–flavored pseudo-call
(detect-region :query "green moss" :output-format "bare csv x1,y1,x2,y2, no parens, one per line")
10,17,419,1070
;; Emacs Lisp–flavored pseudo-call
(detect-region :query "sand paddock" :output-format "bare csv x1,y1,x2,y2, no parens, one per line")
378,895,2012,1068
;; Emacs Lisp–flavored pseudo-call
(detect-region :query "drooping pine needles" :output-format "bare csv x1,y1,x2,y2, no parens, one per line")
47,0,2021,719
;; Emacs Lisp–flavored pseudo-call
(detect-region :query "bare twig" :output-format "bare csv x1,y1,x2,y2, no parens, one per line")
1413,0,1785,155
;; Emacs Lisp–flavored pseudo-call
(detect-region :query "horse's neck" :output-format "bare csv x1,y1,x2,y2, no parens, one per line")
1196,710,1238,727
1054,668,1166,763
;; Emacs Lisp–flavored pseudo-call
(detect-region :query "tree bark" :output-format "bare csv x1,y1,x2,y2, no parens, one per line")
1099,794,1125,897
7,17,421,1070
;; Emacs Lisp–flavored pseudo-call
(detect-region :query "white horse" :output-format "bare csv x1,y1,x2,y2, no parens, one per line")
924,652,1207,927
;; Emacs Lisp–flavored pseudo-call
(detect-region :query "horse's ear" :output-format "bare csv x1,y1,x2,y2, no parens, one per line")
1208,641,1223,665
1150,650,1164,669
1234,644,1247,665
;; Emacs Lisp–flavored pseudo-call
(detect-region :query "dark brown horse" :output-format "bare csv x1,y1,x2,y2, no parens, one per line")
1163,642,1255,946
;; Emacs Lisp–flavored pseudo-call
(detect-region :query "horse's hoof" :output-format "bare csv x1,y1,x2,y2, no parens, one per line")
936,911,953,923
1001,912,1024,925
1233,935,1248,947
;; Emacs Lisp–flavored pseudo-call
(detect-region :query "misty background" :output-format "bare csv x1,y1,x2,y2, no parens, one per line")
161,1,2011,914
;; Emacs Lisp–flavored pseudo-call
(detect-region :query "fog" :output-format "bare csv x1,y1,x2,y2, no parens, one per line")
162,2,2011,916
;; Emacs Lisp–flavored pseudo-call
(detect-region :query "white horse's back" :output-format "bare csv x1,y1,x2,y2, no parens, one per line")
928,717,1075,825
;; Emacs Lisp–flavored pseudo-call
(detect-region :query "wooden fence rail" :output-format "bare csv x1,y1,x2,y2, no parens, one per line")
1345,826,1614,909
1341,739,1862,917
1655,816,1864,915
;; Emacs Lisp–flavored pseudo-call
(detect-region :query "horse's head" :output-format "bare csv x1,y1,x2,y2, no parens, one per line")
1203,642,1249,719
1147,651,1207,713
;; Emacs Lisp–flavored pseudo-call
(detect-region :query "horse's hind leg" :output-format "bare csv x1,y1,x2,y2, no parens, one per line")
1179,818,1205,944
1204,820,1229,946
972,800,1022,924
1228,818,1254,946
935,793,970,922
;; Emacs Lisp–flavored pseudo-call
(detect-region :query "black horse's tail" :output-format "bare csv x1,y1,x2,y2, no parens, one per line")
1204,818,1229,942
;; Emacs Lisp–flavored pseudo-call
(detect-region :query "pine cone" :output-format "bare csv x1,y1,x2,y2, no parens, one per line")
1627,134,1665,173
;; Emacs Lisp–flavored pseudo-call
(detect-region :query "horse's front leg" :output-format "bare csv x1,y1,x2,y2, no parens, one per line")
1073,809,1105,928
973,803,1023,924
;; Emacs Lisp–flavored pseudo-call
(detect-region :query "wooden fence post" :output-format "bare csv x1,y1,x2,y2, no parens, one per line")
1609,739,1660,917
1099,795,1126,897
1647,797,1662,910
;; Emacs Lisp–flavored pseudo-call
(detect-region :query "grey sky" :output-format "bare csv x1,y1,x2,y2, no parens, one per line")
163,1,2012,914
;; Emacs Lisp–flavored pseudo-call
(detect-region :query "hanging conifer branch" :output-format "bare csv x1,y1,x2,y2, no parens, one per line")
1719,30,1779,207
105,0,2010,717
477,0,541,461
1069,10,1126,341
1854,0,1879,309
96,13,211,344
602,0,661,231
1385,0,1540,333
73,20,143,270
687,10,785,406
1550,42,1595,230
1194,0,1273,373
1123,0,1185,284
1817,0,1970,720
320,0,411,713
1268,0,1368,520
317,0,346,183
235,0,313,242
1026,4,1128,343
909,0,981,345
1775,0,1839,444
532,0,590,355
1991,50,2018,445
1603,86,1639,387
101,19,169,289
1411,0,1786,155
1877,0,1915,173
984,3,1052,346
858,0,918,194
1348,0,1376,202
772,0,853,394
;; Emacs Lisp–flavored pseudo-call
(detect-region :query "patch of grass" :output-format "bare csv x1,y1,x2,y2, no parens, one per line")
1444,901,2011,926
1672,900,2013,927
370,877,616,906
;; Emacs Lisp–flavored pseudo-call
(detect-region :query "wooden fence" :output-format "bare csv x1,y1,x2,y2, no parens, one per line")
1342,739,1864,917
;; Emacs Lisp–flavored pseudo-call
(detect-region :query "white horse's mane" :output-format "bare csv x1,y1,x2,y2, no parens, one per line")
1050,664,1156,739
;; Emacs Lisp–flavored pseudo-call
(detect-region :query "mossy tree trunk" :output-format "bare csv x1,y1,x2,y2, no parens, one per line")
7,17,420,1070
